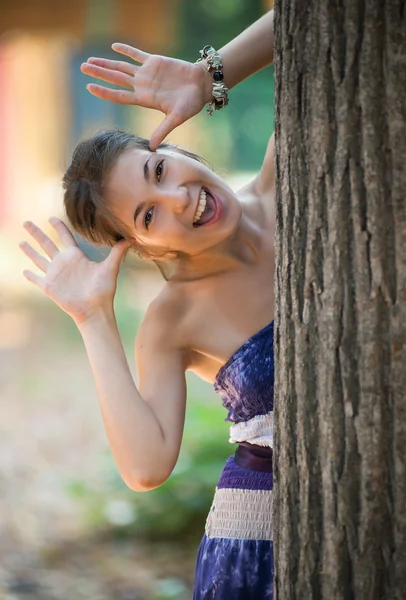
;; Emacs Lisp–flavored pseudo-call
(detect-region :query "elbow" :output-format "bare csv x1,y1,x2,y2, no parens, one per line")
122,470,170,493
125,479,162,493
119,449,176,492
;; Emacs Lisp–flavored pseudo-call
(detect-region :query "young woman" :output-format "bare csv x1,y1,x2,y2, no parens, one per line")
20,10,275,599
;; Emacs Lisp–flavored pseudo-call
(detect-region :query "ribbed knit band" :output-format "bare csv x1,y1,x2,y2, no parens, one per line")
205,487,273,540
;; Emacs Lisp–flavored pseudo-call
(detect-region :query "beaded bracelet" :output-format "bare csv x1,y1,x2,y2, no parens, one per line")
196,45,229,116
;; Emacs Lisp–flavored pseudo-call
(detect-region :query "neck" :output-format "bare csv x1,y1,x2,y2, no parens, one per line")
169,204,262,282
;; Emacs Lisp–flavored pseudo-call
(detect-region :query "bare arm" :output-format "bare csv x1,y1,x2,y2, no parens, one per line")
20,220,187,493
217,11,275,197
206,10,274,97
77,303,187,492
253,133,275,196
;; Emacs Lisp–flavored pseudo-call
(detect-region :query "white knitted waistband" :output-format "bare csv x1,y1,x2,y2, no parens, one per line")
229,410,273,447
205,487,273,540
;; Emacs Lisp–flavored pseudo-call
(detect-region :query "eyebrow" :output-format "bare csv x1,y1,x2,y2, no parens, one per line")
134,155,152,227
143,155,152,182
133,201,145,228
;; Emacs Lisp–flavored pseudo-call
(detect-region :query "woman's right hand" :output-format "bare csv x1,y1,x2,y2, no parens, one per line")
81,45,211,151
19,219,129,325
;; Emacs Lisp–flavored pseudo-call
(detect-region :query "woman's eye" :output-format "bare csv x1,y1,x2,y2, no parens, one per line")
155,160,164,182
144,207,154,229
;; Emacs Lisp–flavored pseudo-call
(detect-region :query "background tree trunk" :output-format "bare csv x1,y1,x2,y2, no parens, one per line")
273,1,406,598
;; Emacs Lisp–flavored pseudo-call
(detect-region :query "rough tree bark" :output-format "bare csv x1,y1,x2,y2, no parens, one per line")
273,1,406,598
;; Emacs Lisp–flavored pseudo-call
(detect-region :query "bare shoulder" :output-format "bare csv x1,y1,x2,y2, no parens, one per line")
136,282,189,355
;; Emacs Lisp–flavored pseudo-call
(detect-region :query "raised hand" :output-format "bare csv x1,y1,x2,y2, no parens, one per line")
81,44,211,151
20,218,129,324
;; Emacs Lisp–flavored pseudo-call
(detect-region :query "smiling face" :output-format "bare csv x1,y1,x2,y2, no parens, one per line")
105,147,243,259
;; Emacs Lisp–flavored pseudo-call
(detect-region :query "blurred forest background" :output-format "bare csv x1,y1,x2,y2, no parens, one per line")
0,0,274,598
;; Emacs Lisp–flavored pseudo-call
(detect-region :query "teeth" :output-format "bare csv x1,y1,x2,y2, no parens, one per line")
193,189,207,223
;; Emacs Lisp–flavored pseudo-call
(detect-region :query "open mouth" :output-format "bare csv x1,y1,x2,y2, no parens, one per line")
193,188,219,227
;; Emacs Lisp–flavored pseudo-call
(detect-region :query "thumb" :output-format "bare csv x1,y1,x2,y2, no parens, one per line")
107,240,131,271
149,113,184,151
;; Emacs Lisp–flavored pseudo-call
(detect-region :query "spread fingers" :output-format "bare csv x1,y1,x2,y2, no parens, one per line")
85,57,135,76
22,221,59,259
19,241,49,273
81,62,134,88
48,217,78,248
111,44,150,63
85,84,135,104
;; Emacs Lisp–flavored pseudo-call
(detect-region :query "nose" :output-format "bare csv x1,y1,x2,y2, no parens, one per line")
161,187,190,214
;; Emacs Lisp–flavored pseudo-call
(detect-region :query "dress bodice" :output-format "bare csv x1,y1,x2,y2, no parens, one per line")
196,320,275,599
214,321,274,425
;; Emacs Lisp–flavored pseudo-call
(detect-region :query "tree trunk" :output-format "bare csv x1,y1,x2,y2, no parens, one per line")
273,1,406,598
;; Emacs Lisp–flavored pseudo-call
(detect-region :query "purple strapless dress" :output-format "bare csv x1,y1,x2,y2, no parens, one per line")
193,321,274,600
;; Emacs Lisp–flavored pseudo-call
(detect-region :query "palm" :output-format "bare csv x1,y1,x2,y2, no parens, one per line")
44,247,116,315
81,45,208,150
133,55,205,115
20,219,128,324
